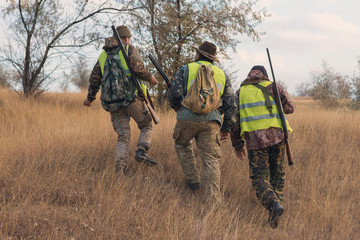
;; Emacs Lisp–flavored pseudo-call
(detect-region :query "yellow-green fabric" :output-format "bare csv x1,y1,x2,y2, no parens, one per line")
239,81,292,138
187,61,226,96
98,45,147,97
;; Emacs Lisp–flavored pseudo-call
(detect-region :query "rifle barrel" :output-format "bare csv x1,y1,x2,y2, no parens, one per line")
148,54,171,88
266,48,293,166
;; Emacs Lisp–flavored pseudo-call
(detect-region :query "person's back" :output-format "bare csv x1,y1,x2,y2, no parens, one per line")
169,41,237,206
98,37,137,112
83,26,159,175
231,65,296,228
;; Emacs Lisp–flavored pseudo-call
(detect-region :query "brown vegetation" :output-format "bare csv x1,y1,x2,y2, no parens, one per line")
0,90,359,239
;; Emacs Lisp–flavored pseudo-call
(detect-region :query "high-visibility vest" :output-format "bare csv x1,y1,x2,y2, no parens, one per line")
239,81,292,138
187,61,226,96
98,45,147,97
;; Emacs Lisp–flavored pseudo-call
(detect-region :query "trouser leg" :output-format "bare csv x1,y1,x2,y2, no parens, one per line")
269,141,286,202
196,121,222,206
129,100,153,151
110,109,130,169
173,120,200,185
249,147,280,209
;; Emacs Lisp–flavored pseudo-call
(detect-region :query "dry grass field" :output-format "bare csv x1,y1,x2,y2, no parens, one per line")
0,88,359,239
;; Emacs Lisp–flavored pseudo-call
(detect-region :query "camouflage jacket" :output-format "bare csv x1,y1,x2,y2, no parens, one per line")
87,37,153,102
231,70,296,151
169,61,237,132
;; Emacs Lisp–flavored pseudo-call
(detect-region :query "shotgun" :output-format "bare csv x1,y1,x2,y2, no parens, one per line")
148,54,171,88
266,48,294,166
111,25,159,124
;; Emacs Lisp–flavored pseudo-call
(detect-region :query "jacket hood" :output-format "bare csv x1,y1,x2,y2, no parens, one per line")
241,69,270,86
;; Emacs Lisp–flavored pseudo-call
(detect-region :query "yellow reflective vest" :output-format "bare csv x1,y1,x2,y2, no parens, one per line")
187,61,226,96
239,81,292,138
98,45,147,97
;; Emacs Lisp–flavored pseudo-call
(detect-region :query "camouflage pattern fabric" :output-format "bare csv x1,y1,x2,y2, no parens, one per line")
173,120,222,206
248,141,286,209
100,47,137,112
87,38,152,102
110,100,153,169
231,69,296,151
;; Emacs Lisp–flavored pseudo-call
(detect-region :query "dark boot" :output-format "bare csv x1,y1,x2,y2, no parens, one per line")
268,202,284,229
188,182,200,191
135,149,157,166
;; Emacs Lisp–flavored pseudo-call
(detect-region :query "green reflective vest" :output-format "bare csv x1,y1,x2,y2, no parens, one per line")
187,61,226,96
239,81,292,138
98,45,147,97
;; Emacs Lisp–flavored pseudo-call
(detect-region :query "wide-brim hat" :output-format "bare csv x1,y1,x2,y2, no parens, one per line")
192,41,219,62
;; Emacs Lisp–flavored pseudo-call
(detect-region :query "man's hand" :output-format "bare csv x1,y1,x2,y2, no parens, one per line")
235,148,246,161
220,131,230,140
83,98,92,107
149,76,158,87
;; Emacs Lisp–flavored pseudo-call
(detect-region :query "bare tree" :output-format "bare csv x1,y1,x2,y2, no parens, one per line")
59,71,70,93
70,56,90,90
295,82,313,97
0,63,10,88
119,0,269,103
0,0,141,97
352,57,360,101
310,61,351,108
336,75,351,99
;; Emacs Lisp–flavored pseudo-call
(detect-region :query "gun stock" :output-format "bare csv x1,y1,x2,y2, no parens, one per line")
111,25,159,124
284,133,293,166
266,48,293,166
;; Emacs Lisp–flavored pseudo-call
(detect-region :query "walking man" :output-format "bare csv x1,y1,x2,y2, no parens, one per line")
231,65,296,228
169,41,237,206
84,26,158,175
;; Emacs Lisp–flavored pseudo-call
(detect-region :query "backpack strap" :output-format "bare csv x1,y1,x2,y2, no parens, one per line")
253,83,273,117
195,61,213,67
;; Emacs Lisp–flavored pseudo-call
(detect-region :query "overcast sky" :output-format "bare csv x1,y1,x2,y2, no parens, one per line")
228,0,360,94
1,0,359,94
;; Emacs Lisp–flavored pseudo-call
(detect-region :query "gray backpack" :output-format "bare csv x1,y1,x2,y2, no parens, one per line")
100,48,137,112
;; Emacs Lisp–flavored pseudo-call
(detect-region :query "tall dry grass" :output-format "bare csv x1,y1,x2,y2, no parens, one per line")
0,89,359,239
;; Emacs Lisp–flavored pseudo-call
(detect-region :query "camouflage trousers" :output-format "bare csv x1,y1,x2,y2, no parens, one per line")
110,99,153,169
248,141,286,210
173,120,222,206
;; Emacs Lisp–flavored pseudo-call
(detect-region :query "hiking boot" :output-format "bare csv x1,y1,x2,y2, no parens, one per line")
188,182,200,191
135,149,157,166
268,202,284,229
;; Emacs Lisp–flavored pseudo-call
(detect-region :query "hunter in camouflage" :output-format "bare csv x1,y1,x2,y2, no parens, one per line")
84,26,159,175
169,41,237,206
231,65,296,228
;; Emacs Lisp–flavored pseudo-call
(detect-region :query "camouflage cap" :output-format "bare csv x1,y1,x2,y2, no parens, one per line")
116,25,131,38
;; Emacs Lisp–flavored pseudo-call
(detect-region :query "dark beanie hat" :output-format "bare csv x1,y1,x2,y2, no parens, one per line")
116,25,131,38
251,65,268,77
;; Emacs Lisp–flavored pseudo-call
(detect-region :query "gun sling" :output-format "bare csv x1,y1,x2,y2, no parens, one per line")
253,83,274,117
